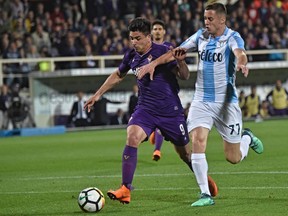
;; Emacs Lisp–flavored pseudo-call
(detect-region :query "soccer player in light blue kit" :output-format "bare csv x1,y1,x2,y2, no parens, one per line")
138,3,264,207
84,17,218,205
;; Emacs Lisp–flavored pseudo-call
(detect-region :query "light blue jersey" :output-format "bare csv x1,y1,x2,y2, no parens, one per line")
180,27,245,103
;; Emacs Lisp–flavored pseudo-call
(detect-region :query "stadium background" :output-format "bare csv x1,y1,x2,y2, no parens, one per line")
0,0,287,127
1,1,288,215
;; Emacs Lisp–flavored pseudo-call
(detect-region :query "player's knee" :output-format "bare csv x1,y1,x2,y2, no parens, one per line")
225,154,241,164
224,145,242,164
126,134,142,147
192,136,206,150
192,137,205,145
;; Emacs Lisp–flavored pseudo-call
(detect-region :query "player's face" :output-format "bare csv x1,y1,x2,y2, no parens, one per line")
151,24,165,43
204,10,225,37
129,31,152,54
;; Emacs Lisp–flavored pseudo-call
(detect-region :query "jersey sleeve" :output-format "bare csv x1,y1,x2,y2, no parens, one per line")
118,49,135,74
228,31,245,51
179,29,203,50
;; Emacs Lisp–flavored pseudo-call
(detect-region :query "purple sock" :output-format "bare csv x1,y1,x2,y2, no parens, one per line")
122,145,137,190
154,130,164,151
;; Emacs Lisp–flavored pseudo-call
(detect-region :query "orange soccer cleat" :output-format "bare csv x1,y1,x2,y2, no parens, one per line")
107,185,131,204
152,150,161,161
208,175,218,197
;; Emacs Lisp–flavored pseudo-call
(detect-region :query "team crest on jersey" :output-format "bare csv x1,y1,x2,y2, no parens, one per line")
147,54,153,63
217,40,227,48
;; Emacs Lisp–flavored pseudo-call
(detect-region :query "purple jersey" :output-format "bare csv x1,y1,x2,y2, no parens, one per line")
162,41,175,48
119,43,183,117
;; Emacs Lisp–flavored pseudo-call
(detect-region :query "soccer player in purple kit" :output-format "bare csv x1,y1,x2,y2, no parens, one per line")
149,19,175,161
84,17,218,204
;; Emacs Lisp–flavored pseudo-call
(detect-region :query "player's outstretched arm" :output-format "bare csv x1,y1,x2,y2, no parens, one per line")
84,69,126,112
137,49,175,80
173,47,189,80
234,49,249,77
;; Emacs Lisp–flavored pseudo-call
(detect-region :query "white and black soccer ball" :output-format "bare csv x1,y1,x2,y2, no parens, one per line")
78,187,105,213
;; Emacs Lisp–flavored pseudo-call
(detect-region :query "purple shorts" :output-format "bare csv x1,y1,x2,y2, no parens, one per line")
128,108,189,146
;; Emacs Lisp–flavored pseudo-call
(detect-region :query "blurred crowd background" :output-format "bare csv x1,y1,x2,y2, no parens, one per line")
0,0,288,129
1,0,288,87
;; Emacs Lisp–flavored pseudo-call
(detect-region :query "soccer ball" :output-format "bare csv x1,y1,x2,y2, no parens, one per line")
77,187,105,213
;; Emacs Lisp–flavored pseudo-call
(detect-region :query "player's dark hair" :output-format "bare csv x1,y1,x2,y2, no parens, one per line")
128,17,151,35
205,2,227,16
152,19,166,29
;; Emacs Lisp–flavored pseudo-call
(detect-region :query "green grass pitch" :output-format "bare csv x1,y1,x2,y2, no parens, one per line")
0,119,287,216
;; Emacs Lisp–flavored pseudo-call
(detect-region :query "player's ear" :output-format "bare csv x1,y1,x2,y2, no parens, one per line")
220,15,226,24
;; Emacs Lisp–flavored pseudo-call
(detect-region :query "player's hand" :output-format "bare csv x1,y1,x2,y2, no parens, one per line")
84,94,99,112
137,61,157,80
237,64,249,77
172,47,187,61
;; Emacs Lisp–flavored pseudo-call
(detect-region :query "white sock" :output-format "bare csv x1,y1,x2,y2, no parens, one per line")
240,135,251,161
191,153,210,196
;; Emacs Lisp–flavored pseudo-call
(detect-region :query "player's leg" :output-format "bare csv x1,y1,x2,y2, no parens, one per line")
223,141,242,163
190,127,215,207
107,124,147,204
107,109,156,204
219,103,263,164
159,111,218,201
224,128,263,164
152,128,164,161
149,131,155,144
173,143,219,197
187,101,215,206
242,128,264,154
157,114,190,167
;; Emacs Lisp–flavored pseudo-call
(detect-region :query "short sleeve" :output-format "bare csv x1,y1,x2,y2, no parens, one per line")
118,49,136,74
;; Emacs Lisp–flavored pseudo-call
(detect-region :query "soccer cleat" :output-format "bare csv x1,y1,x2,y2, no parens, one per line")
107,185,131,204
149,132,156,145
191,193,215,207
208,175,218,197
243,128,264,154
152,150,161,161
